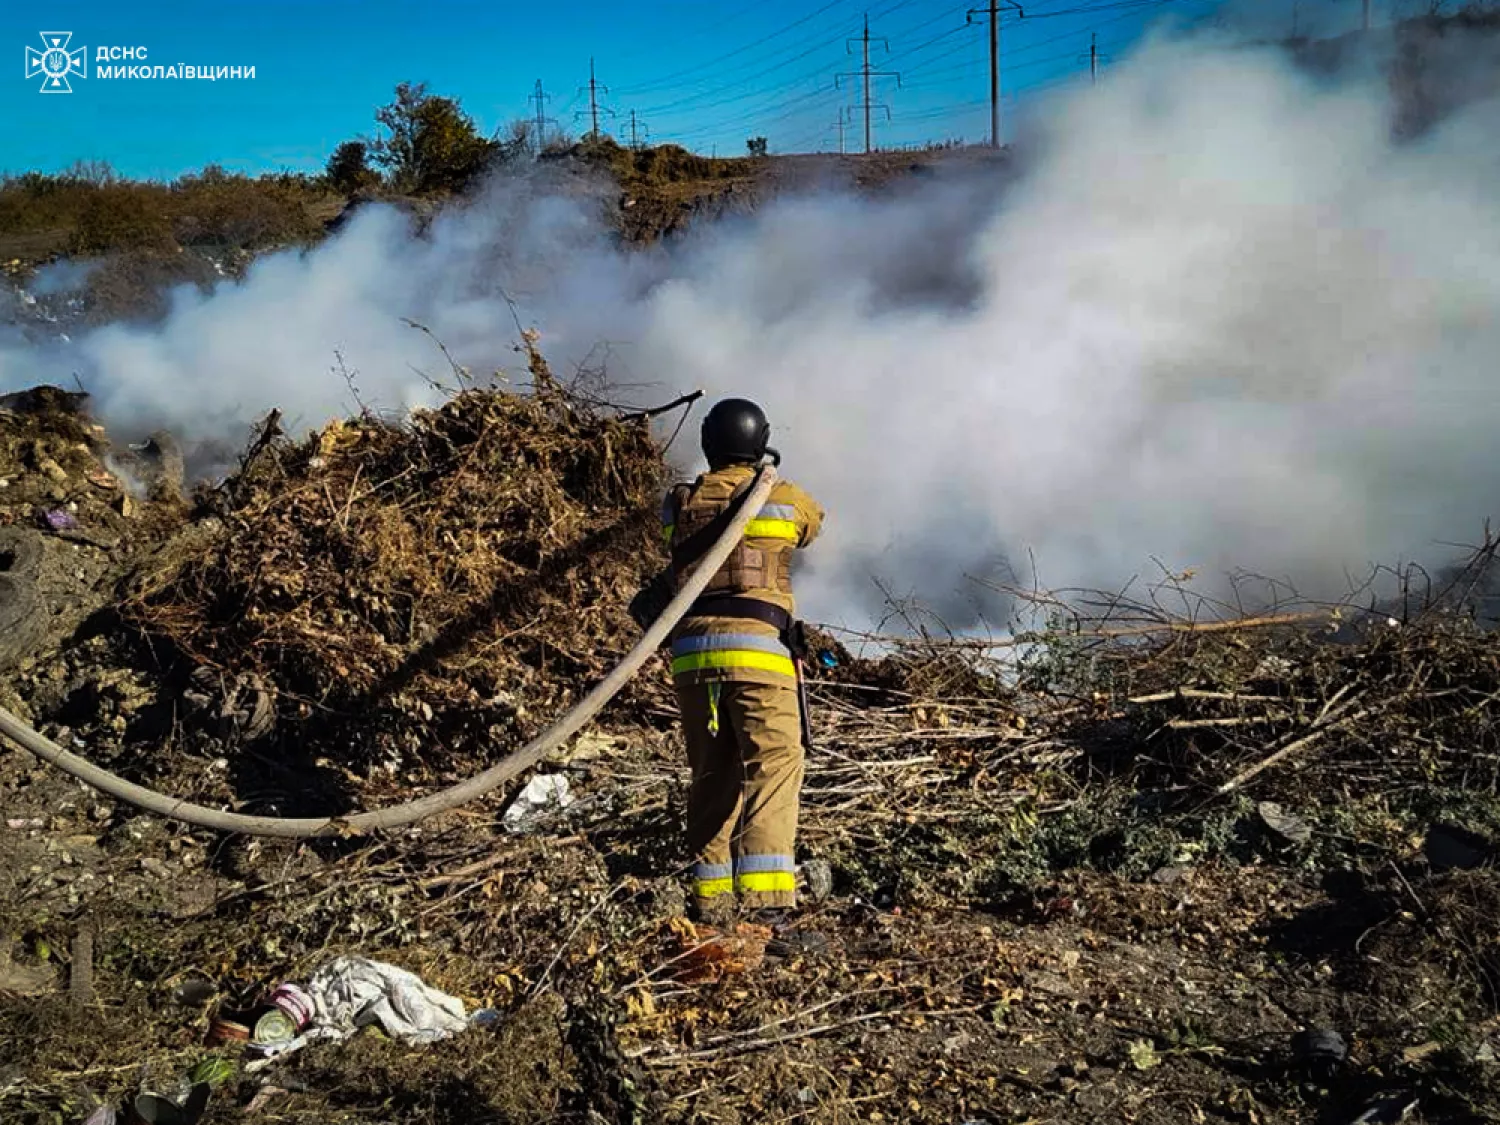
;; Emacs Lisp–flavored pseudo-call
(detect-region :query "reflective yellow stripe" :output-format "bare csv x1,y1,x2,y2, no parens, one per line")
671,650,796,678
736,871,796,893
745,518,798,541
694,877,734,898
662,523,674,545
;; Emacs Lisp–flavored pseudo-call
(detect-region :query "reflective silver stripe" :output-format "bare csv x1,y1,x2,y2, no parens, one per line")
758,503,797,522
694,862,732,880
671,632,787,657
735,854,795,874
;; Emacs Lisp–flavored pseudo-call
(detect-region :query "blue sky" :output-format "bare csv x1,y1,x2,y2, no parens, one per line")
1,0,1392,179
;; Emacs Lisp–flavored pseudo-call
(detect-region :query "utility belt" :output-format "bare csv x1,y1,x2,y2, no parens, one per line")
681,595,810,658
684,595,817,751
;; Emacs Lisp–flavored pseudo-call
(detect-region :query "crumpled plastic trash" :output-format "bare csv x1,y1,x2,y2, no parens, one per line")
43,508,78,531
305,956,468,1044
1258,801,1313,847
501,773,575,834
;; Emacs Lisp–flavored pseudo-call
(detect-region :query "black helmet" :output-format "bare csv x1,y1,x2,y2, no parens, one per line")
701,397,772,468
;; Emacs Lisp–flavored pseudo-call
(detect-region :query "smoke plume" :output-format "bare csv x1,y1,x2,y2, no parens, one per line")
3,28,1500,632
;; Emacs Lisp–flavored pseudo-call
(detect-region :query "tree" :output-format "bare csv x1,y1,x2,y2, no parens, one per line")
746,136,769,158
368,82,499,195
326,140,381,196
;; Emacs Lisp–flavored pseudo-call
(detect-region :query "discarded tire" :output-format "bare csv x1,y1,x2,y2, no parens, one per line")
0,528,47,672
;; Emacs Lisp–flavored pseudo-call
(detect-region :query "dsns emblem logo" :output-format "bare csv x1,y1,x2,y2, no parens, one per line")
25,32,86,93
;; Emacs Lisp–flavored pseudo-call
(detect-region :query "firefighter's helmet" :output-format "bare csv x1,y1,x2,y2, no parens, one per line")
701,398,771,468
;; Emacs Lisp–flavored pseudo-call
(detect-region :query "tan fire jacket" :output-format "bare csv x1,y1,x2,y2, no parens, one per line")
660,463,824,687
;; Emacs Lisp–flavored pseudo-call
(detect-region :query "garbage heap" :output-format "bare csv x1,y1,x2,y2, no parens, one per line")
108,381,671,799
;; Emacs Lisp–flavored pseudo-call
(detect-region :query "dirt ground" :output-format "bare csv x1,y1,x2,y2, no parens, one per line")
2,380,1499,1125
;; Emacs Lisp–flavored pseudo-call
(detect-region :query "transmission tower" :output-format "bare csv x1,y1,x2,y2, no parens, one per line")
627,109,650,151
836,13,900,154
967,1,1023,149
529,79,560,153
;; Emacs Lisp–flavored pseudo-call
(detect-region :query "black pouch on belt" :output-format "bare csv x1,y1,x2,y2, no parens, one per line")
627,568,675,636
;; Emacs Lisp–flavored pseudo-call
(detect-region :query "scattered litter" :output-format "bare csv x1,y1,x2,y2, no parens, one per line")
42,508,78,531
186,1057,235,1089
1350,1093,1421,1123
81,1107,116,1125
502,773,576,834
244,1084,292,1113
243,1027,343,1073
125,1086,208,1124
306,955,468,1043
799,858,834,903
268,981,315,1028
204,1013,252,1046
1253,655,1295,679
1258,801,1313,846
252,1008,297,1045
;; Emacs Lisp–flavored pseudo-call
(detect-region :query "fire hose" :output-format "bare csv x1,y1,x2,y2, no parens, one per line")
0,466,780,839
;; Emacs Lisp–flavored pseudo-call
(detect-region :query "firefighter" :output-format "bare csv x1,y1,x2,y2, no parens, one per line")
659,398,824,924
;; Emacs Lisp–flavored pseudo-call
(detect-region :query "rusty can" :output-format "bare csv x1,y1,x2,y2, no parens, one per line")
204,1014,251,1046
268,982,314,1029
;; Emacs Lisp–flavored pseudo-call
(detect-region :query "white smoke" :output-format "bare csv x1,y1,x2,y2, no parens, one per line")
3,29,1499,632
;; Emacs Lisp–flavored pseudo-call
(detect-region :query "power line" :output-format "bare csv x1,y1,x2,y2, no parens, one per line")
614,0,855,96
647,0,1205,154
634,0,921,117
1021,0,1189,17
643,5,985,147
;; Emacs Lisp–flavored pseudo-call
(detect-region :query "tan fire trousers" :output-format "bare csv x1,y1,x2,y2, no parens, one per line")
676,679,805,914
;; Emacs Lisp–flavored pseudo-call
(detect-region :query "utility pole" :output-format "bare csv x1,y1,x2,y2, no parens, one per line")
835,106,847,154
1077,33,1109,86
627,109,649,151
577,58,609,140
589,58,600,138
967,1,1023,150
836,13,900,155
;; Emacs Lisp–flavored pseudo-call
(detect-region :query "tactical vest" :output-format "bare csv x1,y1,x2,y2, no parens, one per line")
666,478,794,598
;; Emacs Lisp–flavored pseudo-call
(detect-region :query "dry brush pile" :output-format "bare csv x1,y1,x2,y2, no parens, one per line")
107,371,669,804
